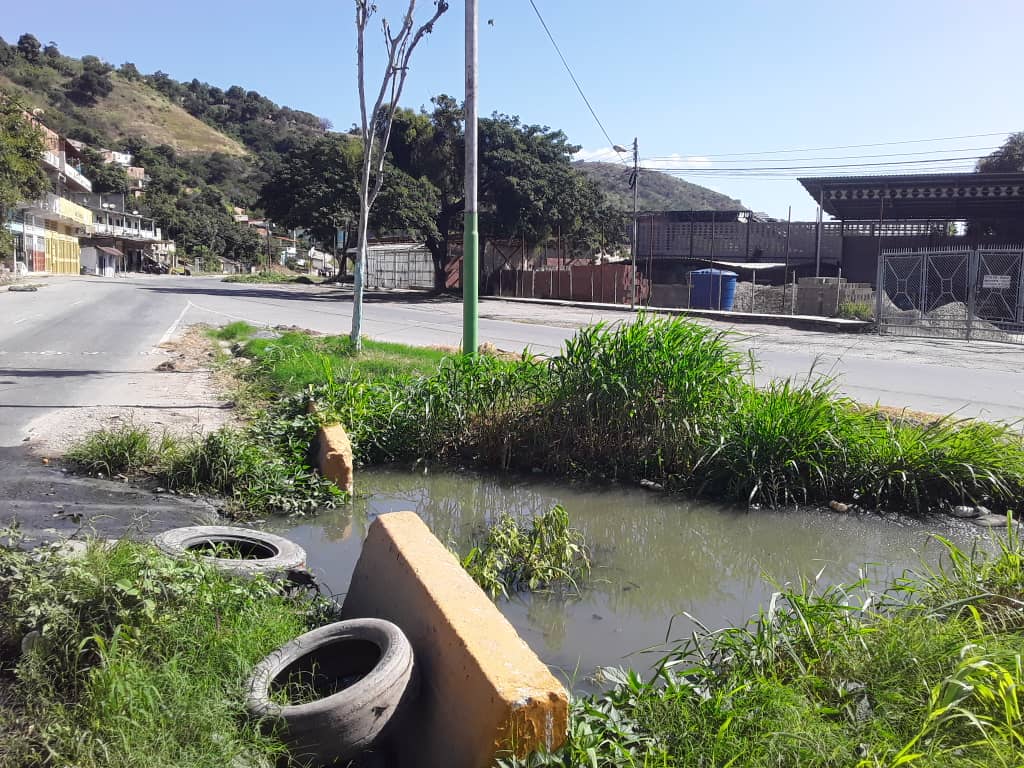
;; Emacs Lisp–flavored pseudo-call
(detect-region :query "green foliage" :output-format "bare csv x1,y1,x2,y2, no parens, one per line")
222,271,306,284
66,56,113,106
79,146,128,193
238,317,1024,514
0,535,312,767
15,34,40,64
209,321,257,341
0,94,47,258
64,424,161,477
506,526,1024,767
838,301,874,321
460,505,591,599
65,418,343,517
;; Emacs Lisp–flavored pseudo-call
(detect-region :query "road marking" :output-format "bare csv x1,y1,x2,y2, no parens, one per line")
187,300,273,328
152,300,193,352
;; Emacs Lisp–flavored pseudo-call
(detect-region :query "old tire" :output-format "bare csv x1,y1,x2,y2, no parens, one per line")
245,618,416,766
152,525,306,577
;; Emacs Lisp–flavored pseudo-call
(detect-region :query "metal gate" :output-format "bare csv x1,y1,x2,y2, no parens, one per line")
878,246,1024,343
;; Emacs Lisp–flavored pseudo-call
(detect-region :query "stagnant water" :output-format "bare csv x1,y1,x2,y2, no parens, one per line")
269,467,986,689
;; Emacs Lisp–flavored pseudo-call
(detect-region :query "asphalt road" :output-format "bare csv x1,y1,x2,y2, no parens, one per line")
1,275,1022,450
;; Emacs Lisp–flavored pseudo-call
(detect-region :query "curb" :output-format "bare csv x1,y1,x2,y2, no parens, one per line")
482,295,874,333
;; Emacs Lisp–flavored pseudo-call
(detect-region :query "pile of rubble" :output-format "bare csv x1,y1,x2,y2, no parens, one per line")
882,295,1007,340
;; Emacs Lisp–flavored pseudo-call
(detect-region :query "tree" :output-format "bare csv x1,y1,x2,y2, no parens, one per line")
67,56,114,105
971,132,1024,240
16,34,40,63
43,41,60,61
350,0,449,350
80,147,128,194
0,97,47,270
119,62,141,81
977,132,1024,173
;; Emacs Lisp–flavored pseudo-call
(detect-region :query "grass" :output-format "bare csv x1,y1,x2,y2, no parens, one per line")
838,301,875,321
502,521,1024,768
459,505,591,600
229,314,1024,514
221,272,321,285
65,422,344,517
0,534,320,768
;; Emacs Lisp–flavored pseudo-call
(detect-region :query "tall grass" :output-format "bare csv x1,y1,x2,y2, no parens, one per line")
245,315,1024,513
0,537,314,768
505,522,1024,768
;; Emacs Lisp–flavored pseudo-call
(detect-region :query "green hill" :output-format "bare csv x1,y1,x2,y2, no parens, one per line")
0,71,246,156
575,161,742,212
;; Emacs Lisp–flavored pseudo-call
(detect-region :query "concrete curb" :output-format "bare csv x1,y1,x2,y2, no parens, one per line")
343,512,569,768
482,295,874,333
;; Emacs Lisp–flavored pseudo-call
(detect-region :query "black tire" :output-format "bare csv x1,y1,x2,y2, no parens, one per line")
245,618,416,766
152,525,306,577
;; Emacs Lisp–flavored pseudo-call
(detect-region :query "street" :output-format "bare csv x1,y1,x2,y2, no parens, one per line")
1,275,1023,454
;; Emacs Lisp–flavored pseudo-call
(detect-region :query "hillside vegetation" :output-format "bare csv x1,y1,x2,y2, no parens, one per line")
576,160,742,211
0,72,245,157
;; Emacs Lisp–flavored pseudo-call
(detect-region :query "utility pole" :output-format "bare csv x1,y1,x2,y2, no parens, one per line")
630,136,639,309
463,0,479,355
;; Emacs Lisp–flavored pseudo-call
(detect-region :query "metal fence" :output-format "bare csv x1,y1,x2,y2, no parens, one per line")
364,246,434,289
878,245,1024,343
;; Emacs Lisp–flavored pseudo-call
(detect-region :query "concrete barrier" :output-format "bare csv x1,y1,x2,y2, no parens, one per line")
313,424,354,494
342,511,569,768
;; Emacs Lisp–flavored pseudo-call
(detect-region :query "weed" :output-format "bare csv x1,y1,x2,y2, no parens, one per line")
0,534,316,768
64,424,158,477
838,301,874,321
460,505,591,600
208,321,256,341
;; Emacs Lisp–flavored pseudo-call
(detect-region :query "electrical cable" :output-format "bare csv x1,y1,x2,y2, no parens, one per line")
641,132,1012,159
526,0,627,164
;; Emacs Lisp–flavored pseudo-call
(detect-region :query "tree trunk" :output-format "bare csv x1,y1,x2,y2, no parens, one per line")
351,155,374,351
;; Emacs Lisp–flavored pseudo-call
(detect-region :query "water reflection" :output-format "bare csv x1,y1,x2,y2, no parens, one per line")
269,467,984,688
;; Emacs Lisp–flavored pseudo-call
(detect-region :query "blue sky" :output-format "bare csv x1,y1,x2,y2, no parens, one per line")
4,1,1023,219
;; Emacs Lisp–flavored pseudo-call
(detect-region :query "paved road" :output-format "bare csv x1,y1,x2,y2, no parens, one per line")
1,276,1022,451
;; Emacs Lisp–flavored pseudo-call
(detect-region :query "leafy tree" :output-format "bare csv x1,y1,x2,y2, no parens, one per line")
977,132,1024,173
119,62,141,81
67,56,114,105
0,96,47,268
16,34,40,63
80,147,128,194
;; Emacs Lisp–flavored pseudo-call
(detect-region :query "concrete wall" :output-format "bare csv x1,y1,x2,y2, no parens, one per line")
342,512,568,768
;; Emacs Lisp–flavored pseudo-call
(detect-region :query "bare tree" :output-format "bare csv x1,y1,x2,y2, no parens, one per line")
351,0,449,349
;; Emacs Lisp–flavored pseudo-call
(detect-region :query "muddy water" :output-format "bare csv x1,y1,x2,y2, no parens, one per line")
269,468,984,689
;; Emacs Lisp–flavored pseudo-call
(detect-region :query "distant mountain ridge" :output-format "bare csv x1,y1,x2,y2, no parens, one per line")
575,160,743,212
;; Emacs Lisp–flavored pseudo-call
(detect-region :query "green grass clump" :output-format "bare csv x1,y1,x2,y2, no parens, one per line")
222,272,317,285
235,314,1024,513
505,524,1024,768
208,321,257,341
64,424,164,477
65,421,343,517
838,301,874,321
0,535,314,768
460,505,591,600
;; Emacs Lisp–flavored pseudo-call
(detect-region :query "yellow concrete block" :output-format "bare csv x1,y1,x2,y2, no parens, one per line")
342,511,569,768
314,424,354,493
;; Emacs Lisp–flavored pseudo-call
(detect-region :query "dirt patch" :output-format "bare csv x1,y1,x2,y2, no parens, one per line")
25,326,239,458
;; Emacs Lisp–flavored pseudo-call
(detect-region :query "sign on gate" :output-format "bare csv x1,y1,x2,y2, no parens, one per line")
982,274,1012,289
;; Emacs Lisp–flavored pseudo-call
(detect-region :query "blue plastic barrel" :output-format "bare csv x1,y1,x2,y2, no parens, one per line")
689,269,738,310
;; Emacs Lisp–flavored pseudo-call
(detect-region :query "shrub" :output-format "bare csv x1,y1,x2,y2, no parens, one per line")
64,424,161,476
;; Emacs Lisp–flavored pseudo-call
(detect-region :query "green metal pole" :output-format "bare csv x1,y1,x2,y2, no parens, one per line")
463,0,479,355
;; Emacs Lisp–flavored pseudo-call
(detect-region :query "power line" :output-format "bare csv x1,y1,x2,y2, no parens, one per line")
641,132,1011,159
525,0,626,164
642,146,999,164
645,155,988,173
